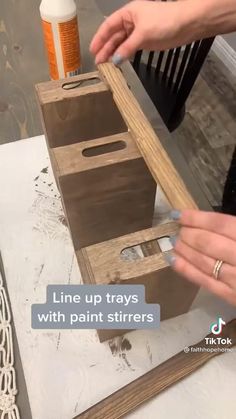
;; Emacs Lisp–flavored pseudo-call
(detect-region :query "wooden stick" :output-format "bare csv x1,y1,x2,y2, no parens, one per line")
74,319,236,419
98,63,197,211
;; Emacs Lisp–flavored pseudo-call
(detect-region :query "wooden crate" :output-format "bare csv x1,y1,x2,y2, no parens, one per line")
36,63,199,341
36,71,156,248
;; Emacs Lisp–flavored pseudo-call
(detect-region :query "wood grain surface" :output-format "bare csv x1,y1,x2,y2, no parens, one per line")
78,222,199,341
75,318,236,419
52,132,135,176
79,223,180,283
174,113,226,206
35,71,105,105
36,75,127,149
173,53,236,207
0,0,48,144
58,156,156,249
98,63,198,211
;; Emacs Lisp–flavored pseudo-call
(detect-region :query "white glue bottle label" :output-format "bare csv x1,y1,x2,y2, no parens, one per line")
40,0,81,80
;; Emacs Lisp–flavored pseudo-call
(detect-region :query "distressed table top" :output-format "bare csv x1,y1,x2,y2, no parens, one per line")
1,1,236,418
0,135,236,419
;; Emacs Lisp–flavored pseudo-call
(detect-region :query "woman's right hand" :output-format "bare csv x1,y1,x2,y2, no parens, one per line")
90,0,201,65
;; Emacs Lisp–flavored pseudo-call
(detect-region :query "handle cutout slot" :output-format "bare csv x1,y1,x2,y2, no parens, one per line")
120,236,173,261
62,77,101,90
157,237,173,252
82,141,126,157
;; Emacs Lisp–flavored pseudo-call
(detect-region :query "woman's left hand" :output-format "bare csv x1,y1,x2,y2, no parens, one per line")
168,209,236,306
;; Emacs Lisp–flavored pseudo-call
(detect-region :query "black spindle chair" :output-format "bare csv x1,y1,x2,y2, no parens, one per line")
222,147,236,215
132,37,215,132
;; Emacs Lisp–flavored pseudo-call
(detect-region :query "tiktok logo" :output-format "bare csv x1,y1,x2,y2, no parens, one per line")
210,317,226,335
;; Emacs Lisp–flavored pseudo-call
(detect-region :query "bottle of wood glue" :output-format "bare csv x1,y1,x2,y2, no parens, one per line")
40,0,81,80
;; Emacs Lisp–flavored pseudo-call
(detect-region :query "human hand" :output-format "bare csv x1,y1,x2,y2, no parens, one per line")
90,0,200,65
166,209,236,306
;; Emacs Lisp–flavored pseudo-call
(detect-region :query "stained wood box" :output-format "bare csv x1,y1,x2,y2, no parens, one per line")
36,63,199,342
78,222,198,342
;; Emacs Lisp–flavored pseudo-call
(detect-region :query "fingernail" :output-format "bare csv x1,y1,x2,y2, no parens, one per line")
112,53,123,66
164,253,176,266
95,59,102,65
170,235,178,247
170,210,181,221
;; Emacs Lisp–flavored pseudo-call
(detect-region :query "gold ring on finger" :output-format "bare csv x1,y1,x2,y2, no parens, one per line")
213,260,224,280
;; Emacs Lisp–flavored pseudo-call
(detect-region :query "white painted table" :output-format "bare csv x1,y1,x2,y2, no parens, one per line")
0,135,236,419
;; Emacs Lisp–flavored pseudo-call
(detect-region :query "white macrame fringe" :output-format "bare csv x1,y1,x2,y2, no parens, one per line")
0,271,20,419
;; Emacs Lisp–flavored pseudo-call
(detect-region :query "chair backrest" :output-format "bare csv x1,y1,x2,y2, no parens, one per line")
133,37,215,114
133,38,215,131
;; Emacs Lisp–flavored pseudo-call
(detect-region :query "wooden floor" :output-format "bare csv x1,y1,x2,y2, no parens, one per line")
174,54,236,207
0,0,236,207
